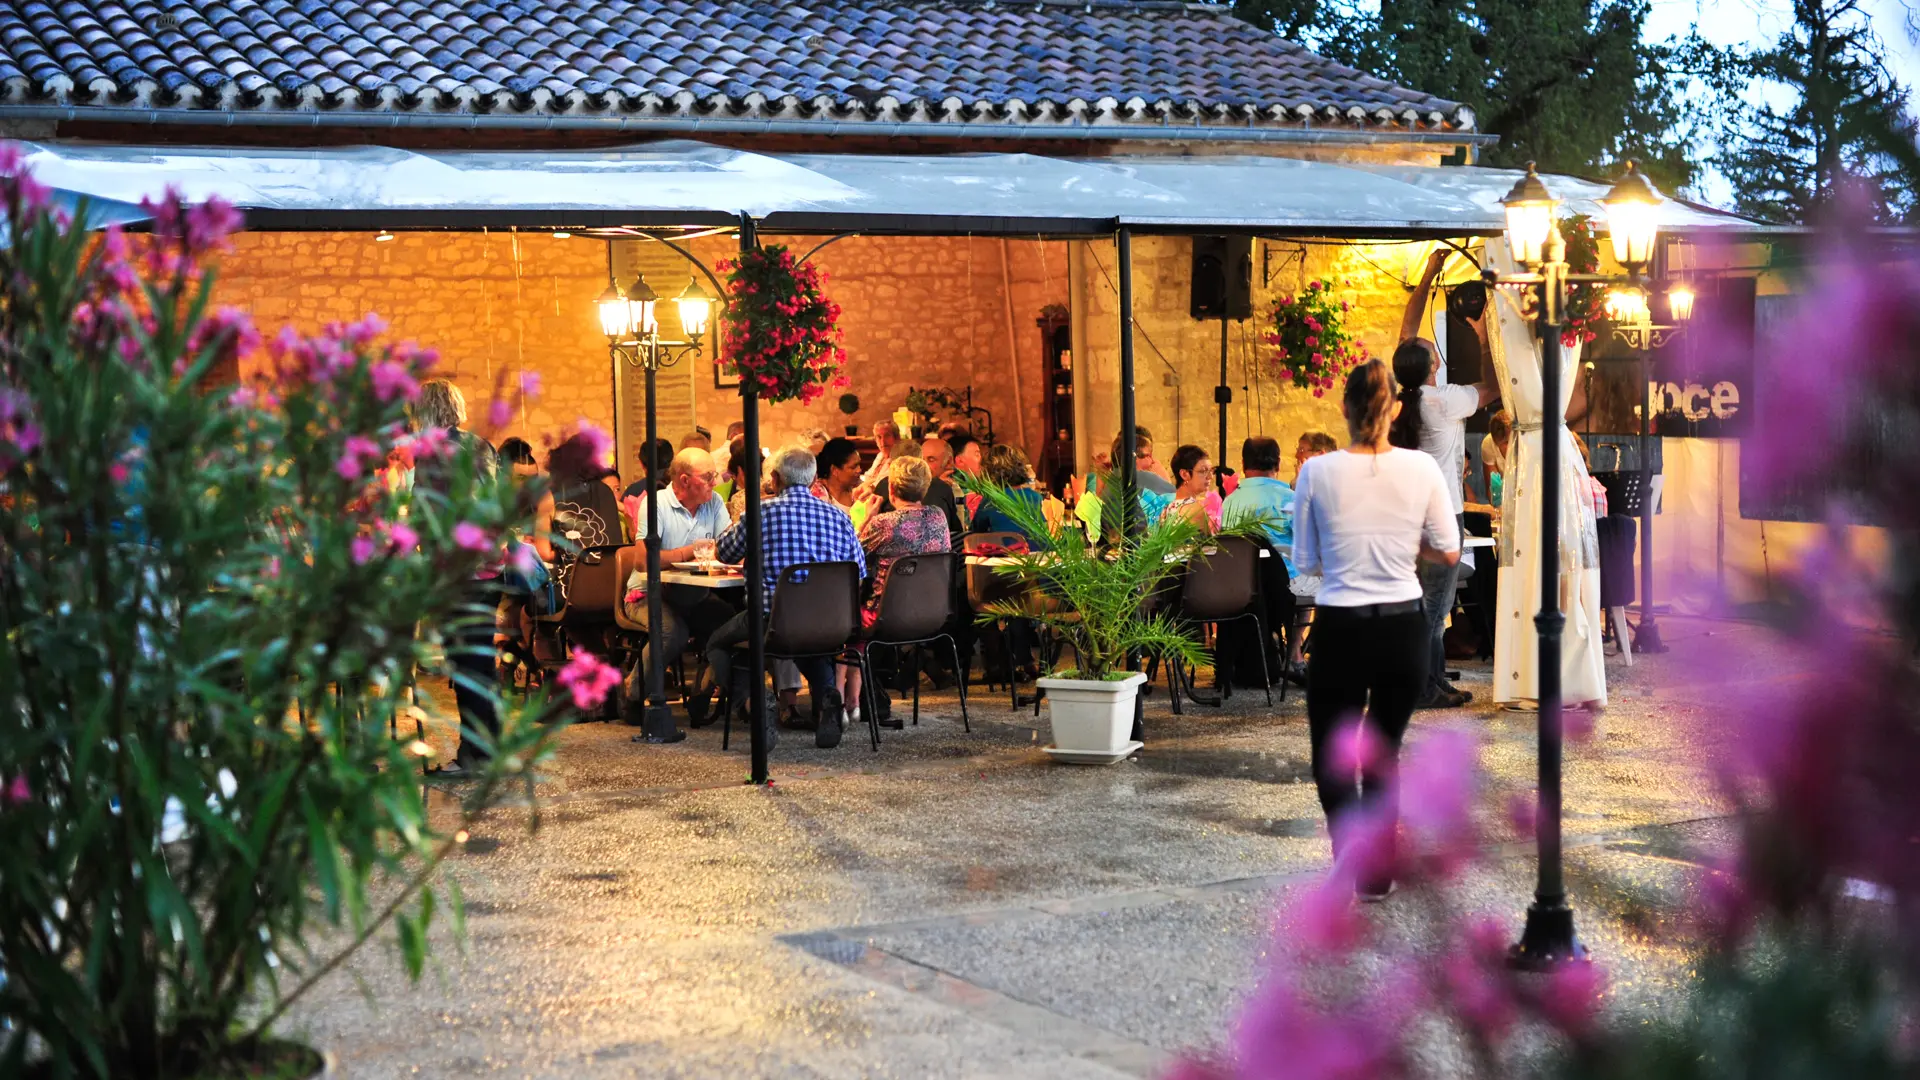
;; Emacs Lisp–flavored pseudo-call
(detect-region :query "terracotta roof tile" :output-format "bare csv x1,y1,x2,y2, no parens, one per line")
0,0,1470,133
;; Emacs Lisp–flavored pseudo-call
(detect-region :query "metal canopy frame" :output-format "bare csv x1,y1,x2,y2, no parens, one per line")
14,136,1779,787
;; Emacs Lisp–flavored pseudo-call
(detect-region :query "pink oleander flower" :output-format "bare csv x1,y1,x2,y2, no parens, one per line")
384,521,418,552
1285,877,1366,954
488,397,513,429
1325,713,1387,776
2,773,29,807
369,359,420,402
452,522,492,553
1535,959,1607,1035
557,649,622,710
336,435,383,480
1397,730,1479,878
510,544,541,578
350,534,378,565
519,371,542,397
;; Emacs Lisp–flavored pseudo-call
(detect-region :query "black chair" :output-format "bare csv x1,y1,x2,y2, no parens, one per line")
1164,537,1271,712
723,560,873,751
559,543,628,721
853,553,971,732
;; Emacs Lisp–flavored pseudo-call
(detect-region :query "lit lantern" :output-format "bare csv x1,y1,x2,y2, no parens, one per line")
1667,283,1696,323
1600,160,1662,273
676,276,714,342
1500,162,1559,270
623,272,660,336
1604,287,1650,325
596,282,631,340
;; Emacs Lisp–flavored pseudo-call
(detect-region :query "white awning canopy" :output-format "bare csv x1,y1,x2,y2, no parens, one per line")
10,139,1782,238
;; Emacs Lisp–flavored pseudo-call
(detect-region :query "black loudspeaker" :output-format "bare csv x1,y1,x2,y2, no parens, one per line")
1190,235,1252,320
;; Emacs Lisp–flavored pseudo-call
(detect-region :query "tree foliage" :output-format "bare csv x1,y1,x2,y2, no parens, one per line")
1716,0,1920,223
1227,0,1703,190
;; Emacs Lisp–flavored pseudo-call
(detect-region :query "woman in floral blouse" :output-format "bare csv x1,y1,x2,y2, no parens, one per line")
837,455,952,727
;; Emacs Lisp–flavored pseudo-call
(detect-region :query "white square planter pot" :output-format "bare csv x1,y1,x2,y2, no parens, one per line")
1036,671,1146,757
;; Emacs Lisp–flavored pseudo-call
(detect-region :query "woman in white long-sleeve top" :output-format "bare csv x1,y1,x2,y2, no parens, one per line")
1290,358,1461,901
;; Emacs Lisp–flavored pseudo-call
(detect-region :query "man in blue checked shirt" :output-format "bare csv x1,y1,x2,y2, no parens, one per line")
707,445,867,749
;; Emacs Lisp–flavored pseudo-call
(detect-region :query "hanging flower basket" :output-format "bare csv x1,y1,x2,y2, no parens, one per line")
1265,278,1367,398
717,245,848,405
1559,213,1603,347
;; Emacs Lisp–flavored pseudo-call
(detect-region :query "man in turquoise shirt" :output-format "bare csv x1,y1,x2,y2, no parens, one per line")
1216,435,1297,689
1220,436,1294,572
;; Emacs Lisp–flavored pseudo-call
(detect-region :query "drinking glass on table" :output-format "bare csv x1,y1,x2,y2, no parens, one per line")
692,538,718,564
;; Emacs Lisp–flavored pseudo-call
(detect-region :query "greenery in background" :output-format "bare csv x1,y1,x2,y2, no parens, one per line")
1226,0,1703,190
1712,0,1920,223
0,161,574,1077
954,471,1267,681
1223,0,1920,220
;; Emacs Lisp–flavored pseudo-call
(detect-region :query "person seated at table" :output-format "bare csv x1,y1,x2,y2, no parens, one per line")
723,434,752,522
1479,410,1511,507
623,438,674,499
549,433,623,552
1162,444,1218,531
707,446,866,749
835,456,953,728
922,435,957,484
680,427,711,452
812,437,865,513
860,419,902,488
1219,435,1298,688
969,444,1047,540
622,448,735,725
801,428,830,456
712,419,748,486
1295,431,1337,484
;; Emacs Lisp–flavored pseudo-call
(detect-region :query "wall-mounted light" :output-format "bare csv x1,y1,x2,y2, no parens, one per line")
374,230,395,243
553,231,572,239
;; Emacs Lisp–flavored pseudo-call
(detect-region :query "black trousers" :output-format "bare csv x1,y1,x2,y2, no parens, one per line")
1305,606,1428,882
450,579,503,766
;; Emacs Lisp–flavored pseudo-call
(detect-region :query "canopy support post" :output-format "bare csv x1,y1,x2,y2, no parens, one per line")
738,214,770,786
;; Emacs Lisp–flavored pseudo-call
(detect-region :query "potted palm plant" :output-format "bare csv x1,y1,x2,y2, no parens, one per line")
956,473,1258,762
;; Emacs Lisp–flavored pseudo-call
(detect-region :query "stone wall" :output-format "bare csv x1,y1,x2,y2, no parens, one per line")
1071,234,1442,475
212,230,1068,472
220,229,615,451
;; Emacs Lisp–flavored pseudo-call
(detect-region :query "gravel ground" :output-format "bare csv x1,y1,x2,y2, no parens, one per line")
278,615,1775,1078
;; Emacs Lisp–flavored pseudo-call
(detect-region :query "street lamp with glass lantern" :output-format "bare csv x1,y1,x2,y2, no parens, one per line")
1490,159,1668,971
599,253,711,745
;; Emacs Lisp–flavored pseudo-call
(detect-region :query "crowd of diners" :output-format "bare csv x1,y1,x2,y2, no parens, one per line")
403,251,1611,908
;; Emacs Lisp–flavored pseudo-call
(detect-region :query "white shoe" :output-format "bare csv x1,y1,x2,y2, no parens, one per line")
847,706,862,724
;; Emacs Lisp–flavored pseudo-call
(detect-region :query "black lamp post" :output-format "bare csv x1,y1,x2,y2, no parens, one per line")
1608,278,1693,655
1490,161,1664,971
599,253,716,745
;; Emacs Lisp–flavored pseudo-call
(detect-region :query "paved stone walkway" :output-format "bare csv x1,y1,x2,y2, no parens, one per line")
280,615,1770,1077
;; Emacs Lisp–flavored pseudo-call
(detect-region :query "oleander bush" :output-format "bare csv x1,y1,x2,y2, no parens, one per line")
0,153,593,1077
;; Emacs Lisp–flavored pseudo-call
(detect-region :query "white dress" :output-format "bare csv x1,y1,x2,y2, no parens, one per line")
1486,241,1608,708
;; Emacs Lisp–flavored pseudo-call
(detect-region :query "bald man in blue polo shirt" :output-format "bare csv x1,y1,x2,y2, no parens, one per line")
623,448,734,722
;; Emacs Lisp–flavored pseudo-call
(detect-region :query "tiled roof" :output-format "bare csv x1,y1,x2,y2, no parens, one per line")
0,1,1474,136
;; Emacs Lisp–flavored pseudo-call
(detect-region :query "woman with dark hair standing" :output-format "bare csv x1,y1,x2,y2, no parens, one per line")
1390,318,1498,708
1291,358,1460,901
